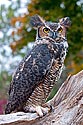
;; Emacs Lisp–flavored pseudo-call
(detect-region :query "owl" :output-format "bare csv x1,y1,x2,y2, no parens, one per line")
5,15,71,116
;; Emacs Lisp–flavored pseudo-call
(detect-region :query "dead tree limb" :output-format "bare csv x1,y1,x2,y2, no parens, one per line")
0,70,83,125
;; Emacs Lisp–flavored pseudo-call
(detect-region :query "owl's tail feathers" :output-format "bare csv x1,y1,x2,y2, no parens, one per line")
5,101,18,114
5,103,12,114
5,99,24,114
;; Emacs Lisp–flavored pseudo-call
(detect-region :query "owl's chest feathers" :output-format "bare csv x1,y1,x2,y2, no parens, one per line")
47,41,67,67
48,42,67,63
35,39,67,79
43,40,68,86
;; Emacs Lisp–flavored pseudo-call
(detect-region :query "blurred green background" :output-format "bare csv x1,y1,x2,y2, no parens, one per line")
0,0,83,114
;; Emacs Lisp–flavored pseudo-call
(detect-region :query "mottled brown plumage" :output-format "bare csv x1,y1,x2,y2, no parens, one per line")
5,15,71,116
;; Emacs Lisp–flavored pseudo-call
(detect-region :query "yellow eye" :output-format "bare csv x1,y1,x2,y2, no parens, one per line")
58,27,63,33
43,28,50,33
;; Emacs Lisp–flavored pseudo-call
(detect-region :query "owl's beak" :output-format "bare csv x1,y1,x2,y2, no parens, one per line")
49,31,57,39
50,32,57,39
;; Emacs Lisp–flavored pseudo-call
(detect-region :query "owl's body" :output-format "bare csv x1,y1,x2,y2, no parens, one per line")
5,15,71,115
26,38,67,107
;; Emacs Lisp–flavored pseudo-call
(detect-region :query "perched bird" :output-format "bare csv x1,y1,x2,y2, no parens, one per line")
5,15,71,116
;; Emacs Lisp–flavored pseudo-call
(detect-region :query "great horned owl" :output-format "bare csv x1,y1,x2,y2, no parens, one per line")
5,15,71,116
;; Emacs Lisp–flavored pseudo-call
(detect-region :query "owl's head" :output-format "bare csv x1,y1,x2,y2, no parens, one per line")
30,15,71,42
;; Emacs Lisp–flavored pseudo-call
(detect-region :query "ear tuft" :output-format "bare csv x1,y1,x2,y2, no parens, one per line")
59,17,71,28
30,14,45,29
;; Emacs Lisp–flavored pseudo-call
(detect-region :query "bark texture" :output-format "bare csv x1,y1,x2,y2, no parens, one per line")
0,70,83,125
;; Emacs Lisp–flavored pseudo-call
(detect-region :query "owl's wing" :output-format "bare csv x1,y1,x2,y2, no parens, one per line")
5,43,54,114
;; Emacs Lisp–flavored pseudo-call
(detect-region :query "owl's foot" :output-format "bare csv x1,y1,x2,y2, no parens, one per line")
35,105,50,117
23,105,50,117
42,102,55,112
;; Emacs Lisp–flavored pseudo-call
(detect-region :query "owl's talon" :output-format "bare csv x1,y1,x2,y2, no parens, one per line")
42,103,54,112
35,106,43,117
50,105,55,112
35,106,49,117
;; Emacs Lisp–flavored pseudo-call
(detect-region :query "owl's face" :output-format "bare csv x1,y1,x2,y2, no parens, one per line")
30,15,71,42
37,22,66,41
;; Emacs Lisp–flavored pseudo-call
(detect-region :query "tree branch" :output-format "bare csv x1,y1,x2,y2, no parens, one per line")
0,70,83,125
